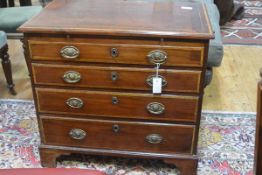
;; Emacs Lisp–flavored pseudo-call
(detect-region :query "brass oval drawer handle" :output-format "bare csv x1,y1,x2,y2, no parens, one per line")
62,71,81,84
147,102,165,115
66,97,84,109
146,134,163,144
147,50,168,64
60,46,80,59
69,128,86,140
146,75,167,87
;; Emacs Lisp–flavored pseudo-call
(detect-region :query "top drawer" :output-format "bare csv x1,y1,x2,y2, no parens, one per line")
28,40,205,67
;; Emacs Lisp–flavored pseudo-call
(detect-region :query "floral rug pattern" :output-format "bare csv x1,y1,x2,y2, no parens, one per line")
221,0,262,45
0,100,256,175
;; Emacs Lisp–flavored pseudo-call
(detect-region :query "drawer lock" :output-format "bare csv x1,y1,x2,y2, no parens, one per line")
111,48,119,58
112,96,119,105
112,124,120,133
111,71,118,81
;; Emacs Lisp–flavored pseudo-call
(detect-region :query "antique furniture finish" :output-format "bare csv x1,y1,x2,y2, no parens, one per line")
254,69,262,175
19,0,213,174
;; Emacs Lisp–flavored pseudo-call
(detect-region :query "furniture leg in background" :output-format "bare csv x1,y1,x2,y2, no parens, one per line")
8,0,14,7
0,0,8,7
1,0,32,7
0,5,42,95
0,0,13,7
0,44,16,95
19,0,32,6
39,0,46,6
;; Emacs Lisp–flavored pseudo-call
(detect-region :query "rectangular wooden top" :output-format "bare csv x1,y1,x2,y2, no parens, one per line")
19,0,214,39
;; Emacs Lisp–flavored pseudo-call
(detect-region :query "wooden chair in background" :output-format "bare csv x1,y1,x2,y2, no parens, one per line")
0,4,42,94
0,5,42,38
0,31,16,95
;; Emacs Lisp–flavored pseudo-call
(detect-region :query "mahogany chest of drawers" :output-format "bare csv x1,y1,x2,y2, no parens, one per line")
19,0,213,174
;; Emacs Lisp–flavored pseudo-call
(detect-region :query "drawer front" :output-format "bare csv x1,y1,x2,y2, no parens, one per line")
32,63,201,93
41,116,195,154
29,41,204,67
36,88,199,122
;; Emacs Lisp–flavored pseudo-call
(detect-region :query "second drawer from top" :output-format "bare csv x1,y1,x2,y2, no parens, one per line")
32,63,202,93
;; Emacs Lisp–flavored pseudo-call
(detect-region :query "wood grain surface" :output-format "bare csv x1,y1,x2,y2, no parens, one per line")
18,0,213,39
16,0,214,172
40,116,195,154
28,40,205,67
32,63,201,93
36,87,199,122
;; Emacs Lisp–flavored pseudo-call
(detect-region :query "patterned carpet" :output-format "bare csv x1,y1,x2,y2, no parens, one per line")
221,0,262,45
0,100,256,175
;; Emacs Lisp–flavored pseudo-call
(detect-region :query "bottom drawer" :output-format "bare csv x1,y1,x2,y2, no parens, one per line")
41,116,195,154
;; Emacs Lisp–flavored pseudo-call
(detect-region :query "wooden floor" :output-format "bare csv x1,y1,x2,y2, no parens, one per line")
203,45,261,112
0,40,261,112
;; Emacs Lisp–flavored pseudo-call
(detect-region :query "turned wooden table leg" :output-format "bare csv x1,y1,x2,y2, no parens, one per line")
0,44,16,95
164,158,198,175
